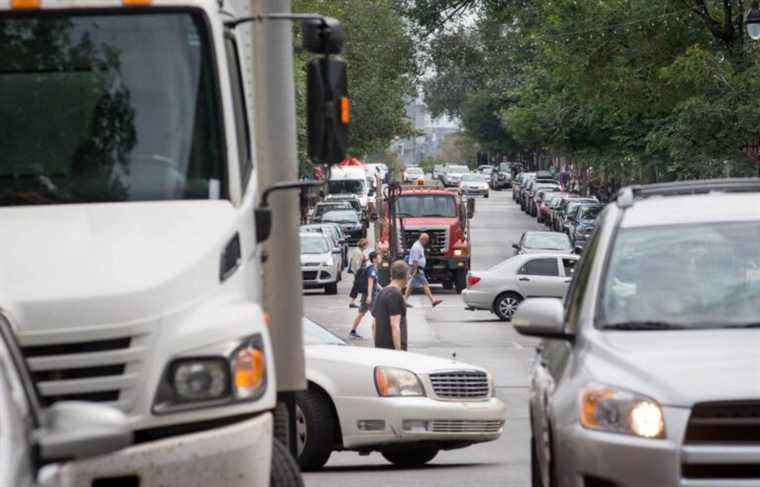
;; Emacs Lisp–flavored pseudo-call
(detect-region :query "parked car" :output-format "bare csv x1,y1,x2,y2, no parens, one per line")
463,254,578,321
541,192,568,228
315,209,366,245
324,194,366,222
0,314,132,487
459,173,490,197
478,165,495,176
491,162,514,190
301,223,348,269
403,166,425,183
522,178,559,213
300,233,341,294
514,179,760,487
566,203,604,247
440,164,469,187
513,172,535,203
559,197,599,235
534,187,561,221
513,231,573,255
546,194,572,230
296,317,506,470
312,201,354,221
528,183,562,216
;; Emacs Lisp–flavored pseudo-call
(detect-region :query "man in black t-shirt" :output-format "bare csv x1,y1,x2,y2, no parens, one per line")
373,260,409,351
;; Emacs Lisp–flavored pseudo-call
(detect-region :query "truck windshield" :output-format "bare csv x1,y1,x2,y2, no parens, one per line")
0,13,224,206
395,195,457,218
328,180,364,195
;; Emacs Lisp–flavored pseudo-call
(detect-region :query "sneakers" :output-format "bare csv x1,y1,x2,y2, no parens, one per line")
432,299,443,308
349,330,362,339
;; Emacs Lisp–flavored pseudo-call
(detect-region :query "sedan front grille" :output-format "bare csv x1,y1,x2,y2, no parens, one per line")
430,420,503,433
402,229,448,256
684,401,760,443
429,371,490,400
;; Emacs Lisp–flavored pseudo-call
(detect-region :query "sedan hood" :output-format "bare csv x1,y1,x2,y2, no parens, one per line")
0,202,237,330
586,330,760,407
301,252,331,264
306,344,485,375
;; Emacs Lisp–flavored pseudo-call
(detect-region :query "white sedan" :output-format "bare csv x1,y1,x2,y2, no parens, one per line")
462,253,579,321
459,173,490,197
296,318,506,470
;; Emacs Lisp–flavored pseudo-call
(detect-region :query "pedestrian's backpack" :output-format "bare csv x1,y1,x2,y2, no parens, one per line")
355,265,369,291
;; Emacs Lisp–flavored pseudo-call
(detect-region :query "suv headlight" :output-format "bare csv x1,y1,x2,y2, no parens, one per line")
323,257,334,266
374,367,425,397
579,384,665,439
153,334,267,413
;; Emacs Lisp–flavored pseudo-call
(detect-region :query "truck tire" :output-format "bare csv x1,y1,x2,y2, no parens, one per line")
273,401,290,447
325,282,338,295
381,446,439,467
271,438,305,487
454,269,467,294
294,390,335,471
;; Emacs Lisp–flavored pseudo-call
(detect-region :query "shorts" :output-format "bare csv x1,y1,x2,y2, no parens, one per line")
359,296,371,314
409,269,429,288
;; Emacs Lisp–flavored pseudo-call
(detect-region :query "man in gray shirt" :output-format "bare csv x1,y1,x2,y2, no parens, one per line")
404,233,442,308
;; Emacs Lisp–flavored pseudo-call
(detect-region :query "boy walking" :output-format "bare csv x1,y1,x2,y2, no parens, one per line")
348,239,369,309
349,251,381,339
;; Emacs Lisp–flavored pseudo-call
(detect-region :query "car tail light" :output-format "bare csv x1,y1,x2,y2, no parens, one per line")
467,275,481,287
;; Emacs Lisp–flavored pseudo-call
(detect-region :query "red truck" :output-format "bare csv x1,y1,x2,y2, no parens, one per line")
378,184,473,293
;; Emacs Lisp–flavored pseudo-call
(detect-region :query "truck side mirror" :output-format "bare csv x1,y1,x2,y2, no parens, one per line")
301,17,344,55
467,198,476,219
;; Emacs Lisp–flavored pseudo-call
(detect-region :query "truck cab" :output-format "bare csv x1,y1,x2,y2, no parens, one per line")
379,186,472,293
0,1,279,484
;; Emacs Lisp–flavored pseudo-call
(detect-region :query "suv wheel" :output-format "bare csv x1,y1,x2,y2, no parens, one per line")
494,292,522,321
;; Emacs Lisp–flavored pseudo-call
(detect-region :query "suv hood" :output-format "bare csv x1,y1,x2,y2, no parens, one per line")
587,330,760,407
0,202,238,330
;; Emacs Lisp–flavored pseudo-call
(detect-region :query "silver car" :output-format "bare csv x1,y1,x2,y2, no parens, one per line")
513,179,760,487
462,253,578,321
513,231,573,255
300,233,342,295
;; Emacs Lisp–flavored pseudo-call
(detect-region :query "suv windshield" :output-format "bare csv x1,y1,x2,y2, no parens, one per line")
321,210,358,223
395,195,457,218
600,221,760,329
0,14,224,205
578,205,603,221
300,236,329,254
498,163,511,172
328,180,364,195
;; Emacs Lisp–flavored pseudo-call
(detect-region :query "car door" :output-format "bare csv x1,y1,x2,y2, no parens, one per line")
515,257,564,297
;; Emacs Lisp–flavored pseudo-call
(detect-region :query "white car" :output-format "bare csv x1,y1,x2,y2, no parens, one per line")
459,173,490,198
300,233,341,295
296,318,506,470
462,253,579,321
403,166,424,183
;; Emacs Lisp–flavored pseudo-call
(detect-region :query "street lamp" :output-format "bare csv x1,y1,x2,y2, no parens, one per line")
746,1,760,40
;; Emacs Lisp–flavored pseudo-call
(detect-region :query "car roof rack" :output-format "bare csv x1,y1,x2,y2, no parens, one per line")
616,178,760,209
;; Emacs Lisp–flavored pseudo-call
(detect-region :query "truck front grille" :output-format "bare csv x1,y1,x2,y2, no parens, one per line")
18,322,153,412
402,229,448,256
429,371,490,400
684,401,760,443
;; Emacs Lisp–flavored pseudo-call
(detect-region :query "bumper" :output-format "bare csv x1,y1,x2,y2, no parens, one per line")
51,413,272,487
334,396,506,450
493,179,512,188
424,259,468,283
462,289,493,311
462,188,489,196
302,266,337,287
558,406,760,487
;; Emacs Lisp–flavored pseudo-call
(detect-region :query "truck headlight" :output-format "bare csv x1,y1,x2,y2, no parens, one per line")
579,385,665,439
374,367,425,397
153,335,267,413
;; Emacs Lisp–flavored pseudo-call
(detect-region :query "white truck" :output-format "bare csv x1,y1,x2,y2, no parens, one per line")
328,165,371,210
0,0,347,485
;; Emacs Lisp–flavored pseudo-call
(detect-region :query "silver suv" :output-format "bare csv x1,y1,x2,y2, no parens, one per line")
513,179,760,487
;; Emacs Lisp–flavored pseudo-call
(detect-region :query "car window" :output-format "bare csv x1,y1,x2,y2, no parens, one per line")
224,35,251,189
564,218,605,331
520,258,559,277
524,232,571,250
300,236,329,254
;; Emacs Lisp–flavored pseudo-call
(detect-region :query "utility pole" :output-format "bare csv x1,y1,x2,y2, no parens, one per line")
251,0,306,441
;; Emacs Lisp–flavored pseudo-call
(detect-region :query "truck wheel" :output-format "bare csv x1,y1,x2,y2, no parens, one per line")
454,269,467,294
273,401,290,447
494,292,523,321
295,390,336,471
381,446,439,468
270,437,305,487
325,282,338,295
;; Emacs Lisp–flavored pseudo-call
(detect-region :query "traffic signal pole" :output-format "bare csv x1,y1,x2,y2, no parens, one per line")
250,0,306,449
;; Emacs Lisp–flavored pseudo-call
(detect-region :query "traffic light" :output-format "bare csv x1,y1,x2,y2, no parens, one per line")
306,57,349,166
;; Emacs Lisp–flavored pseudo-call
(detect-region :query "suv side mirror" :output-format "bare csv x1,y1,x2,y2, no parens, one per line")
512,298,573,340
38,402,132,462
573,245,583,255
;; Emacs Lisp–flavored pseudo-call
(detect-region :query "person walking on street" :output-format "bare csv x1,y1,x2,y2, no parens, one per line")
373,260,409,351
404,233,442,308
349,251,381,339
348,239,369,309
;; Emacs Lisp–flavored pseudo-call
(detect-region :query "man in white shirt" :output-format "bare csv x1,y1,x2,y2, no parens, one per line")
404,233,443,308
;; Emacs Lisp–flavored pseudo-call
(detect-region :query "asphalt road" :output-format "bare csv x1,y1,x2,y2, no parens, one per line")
302,188,546,487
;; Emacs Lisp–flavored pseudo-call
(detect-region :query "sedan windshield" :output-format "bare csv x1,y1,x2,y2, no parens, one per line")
321,210,358,223
395,195,457,217
300,236,329,254
303,318,346,346
600,221,760,329
447,165,468,174
0,14,224,205
462,174,484,182
524,233,571,250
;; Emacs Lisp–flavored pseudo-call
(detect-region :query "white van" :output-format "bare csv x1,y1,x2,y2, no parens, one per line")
329,165,370,209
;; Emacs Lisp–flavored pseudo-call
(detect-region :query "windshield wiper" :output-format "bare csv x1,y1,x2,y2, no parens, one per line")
600,321,687,331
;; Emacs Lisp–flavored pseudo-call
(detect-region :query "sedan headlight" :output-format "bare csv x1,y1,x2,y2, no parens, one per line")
153,335,267,413
374,367,425,397
579,384,665,439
